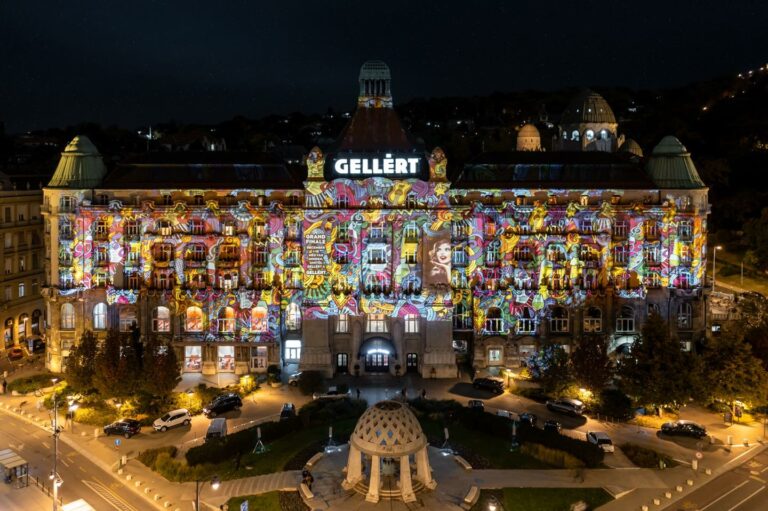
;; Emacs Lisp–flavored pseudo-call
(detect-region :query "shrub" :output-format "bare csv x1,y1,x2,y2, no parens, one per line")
73,406,117,426
7,373,57,394
297,371,325,396
407,398,463,418
297,398,367,427
138,446,177,468
621,443,677,468
521,443,584,468
512,387,552,403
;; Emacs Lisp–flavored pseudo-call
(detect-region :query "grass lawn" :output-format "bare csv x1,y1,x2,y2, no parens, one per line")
226,492,281,511
473,488,613,511
195,418,358,480
419,418,552,469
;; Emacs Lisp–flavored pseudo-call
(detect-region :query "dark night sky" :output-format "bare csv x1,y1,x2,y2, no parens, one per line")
1,0,766,133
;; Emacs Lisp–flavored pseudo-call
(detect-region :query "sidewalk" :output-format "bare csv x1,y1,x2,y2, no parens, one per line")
0,482,53,511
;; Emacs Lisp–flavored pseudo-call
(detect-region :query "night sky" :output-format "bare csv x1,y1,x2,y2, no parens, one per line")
1,1,766,133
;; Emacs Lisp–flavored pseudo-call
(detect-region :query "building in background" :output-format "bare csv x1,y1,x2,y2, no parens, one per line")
1,172,46,350
42,61,710,378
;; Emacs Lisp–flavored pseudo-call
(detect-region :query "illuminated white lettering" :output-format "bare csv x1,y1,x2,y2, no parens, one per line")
383,158,394,173
407,158,419,174
395,159,408,174
334,159,349,174
350,159,362,174
372,159,382,174
362,159,372,174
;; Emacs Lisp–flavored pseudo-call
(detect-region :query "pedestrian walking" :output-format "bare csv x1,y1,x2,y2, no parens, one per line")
401,387,407,399
2,378,6,394
356,388,361,400
421,388,426,400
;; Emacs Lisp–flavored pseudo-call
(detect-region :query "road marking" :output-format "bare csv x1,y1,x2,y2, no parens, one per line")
82,479,139,511
749,475,766,483
761,466,768,473
726,485,765,511
59,458,69,467
700,480,750,510
42,441,50,449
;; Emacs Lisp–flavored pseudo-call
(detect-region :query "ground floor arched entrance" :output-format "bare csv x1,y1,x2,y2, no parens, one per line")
359,337,397,373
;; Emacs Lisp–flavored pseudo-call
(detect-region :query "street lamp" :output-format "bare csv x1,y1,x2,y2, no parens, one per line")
50,378,61,511
194,475,220,511
712,245,722,292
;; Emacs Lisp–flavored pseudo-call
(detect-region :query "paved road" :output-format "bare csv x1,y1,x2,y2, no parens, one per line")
0,412,138,511
672,451,768,511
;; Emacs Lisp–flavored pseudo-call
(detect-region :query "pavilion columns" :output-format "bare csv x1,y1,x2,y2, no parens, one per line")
365,454,381,503
342,445,362,490
400,455,416,502
415,448,437,489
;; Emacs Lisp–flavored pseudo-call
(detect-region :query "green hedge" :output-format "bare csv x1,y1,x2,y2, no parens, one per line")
7,373,56,394
621,443,677,468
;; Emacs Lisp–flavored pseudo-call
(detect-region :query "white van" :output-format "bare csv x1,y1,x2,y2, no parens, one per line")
205,418,227,442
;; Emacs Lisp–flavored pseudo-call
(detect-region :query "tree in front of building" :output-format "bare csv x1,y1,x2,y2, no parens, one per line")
701,330,768,411
93,332,141,400
141,336,181,400
65,330,98,393
571,335,614,394
617,313,703,409
527,343,572,395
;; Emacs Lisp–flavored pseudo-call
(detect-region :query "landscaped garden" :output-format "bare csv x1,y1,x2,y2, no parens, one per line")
226,491,307,511
471,488,613,511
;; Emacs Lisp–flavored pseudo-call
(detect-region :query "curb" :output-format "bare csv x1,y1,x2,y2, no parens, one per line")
0,401,177,510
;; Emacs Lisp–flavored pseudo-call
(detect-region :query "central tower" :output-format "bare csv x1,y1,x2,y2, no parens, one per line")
358,60,393,109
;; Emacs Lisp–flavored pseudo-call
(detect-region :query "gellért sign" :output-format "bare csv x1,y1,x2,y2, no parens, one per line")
333,154,420,176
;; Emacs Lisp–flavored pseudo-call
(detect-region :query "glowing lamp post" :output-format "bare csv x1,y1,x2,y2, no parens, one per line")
712,245,722,292
194,475,220,511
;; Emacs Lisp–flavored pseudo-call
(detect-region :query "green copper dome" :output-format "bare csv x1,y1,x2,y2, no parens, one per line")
646,136,706,189
48,135,107,188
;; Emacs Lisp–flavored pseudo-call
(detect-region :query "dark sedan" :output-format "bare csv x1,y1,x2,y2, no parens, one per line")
661,420,707,439
103,419,141,438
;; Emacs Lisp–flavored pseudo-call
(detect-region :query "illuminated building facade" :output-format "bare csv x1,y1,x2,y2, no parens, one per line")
43,61,709,377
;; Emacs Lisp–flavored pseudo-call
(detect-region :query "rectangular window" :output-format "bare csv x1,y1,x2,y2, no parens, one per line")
404,314,419,334
485,317,503,333
616,317,635,333
18,282,25,297
404,224,419,242
4,287,11,301
189,219,205,235
644,221,658,239
644,245,661,265
125,220,140,237
154,243,173,262
369,248,386,264
126,272,140,289
678,220,693,240
3,208,10,223
614,245,628,265
488,349,502,363
223,223,236,236
337,223,349,242
646,272,661,288
679,244,692,265
366,313,387,333
220,244,238,261
516,318,536,334
403,246,417,264
613,220,628,238
253,222,268,240
452,247,466,266
336,314,349,333
513,245,532,261
369,225,384,241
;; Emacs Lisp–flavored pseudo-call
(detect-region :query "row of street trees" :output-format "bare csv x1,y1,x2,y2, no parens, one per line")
529,312,768,412
65,329,181,405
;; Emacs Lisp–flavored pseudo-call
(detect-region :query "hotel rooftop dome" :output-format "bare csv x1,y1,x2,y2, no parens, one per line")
646,136,706,189
561,89,617,125
48,135,107,188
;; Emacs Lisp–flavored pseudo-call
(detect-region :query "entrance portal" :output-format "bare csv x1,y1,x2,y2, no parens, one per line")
365,351,389,372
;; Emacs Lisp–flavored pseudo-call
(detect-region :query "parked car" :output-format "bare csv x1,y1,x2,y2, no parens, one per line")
7,347,24,361
202,393,243,418
543,420,562,434
587,431,615,452
519,412,537,427
29,338,46,353
103,419,141,438
472,377,504,395
467,399,485,411
288,372,302,386
661,420,707,439
546,398,585,417
280,403,296,421
153,409,191,432
205,418,227,442
312,386,351,400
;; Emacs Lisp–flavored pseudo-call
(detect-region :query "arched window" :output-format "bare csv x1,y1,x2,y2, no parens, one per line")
153,306,170,333
286,302,301,331
217,306,235,333
571,130,580,141
61,303,75,330
616,306,635,333
485,307,503,333
585,129,595,141
93,303,107,330
3,318,12,346
251,306,267,333
185,306,203,332
17,313,29,338
677,302,692,330
119,307,137,332
584,307,602,333
516,307,536,334
550,307,569,333
31,309,41,335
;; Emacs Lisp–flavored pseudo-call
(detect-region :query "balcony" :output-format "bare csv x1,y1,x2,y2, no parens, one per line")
484,318,504,333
